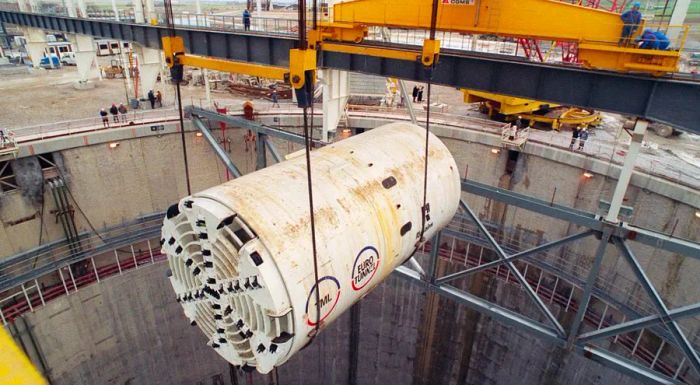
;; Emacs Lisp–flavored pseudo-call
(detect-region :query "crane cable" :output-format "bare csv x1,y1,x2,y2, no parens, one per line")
164,0,192,195
297,0,322,339
409,0,439,260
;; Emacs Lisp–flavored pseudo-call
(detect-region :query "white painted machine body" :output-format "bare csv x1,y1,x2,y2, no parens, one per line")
161,122,460,373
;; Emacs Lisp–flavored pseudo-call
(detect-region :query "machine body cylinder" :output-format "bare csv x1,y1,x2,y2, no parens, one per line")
161,122,460,373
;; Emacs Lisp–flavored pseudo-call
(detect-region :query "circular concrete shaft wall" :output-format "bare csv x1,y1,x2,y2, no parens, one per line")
160,122,461,373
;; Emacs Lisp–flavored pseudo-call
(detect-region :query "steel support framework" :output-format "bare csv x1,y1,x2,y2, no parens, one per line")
459,200,566,337
462,179,700,259
191,115,242,178
1,106,698,384
1,11,699,133
163,109,700,383
615,239,700,375
404,186,700,384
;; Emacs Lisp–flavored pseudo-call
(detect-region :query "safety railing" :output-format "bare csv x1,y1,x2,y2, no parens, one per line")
0,213,163,292
431,215,698,383
0,248,165,325
338,106,700,191
85,9,134,21
154,12,299,35
6,108,180,143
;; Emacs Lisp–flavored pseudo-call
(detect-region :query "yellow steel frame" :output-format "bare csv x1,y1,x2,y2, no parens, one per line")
520,109,601,130
0,327,47,385
161,36,316,89
161,29,439,88
462,88,600,130
325,0,685,75
462,89,561,115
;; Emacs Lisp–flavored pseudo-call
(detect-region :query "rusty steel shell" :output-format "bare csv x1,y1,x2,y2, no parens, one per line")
161,122,460,373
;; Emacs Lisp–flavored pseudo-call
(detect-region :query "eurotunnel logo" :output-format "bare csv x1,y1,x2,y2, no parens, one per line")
351,246,380,291
305,276,341,326
442,0,474,5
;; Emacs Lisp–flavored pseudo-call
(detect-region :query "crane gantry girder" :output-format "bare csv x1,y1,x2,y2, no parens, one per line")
1,11,698,131
332,0,623,43
329,0,687,74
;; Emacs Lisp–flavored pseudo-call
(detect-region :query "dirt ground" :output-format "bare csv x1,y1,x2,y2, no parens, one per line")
0,64,263,128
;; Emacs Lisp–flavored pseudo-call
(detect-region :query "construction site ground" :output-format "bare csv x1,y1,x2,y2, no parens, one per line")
0,62,697,189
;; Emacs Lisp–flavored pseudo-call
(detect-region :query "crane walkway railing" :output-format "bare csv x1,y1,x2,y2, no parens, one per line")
6,108,180,143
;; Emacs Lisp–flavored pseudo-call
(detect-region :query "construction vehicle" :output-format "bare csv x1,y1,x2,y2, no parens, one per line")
101,59,125,79
624,119,682,138
462,89,601,130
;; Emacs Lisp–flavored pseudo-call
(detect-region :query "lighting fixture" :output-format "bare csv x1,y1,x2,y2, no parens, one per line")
583,171,594,178
491,148,500,154
108,142,120,149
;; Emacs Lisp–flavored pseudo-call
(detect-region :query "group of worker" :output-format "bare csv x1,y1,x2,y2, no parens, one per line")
147,90,163,109
411,86,425,103
100,103,129,127
619,2,671,50
569,125,589,151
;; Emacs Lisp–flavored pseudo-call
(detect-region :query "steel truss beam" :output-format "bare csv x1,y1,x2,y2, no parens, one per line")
459,200,566,337
414,194,699,384
615,238,700,377
187,106,326,147
191,115,242,178
567,228,612,346
579,302,700,343
394,266,685,385
1,11,700,133
462,180,700,259
436,229,595,285
437,220,683,346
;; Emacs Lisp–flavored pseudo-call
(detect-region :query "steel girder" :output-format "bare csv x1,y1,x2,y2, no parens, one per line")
1,11,699,133
462,179,700,259
187,106,326,147
190,116,242,178
399,202,699,384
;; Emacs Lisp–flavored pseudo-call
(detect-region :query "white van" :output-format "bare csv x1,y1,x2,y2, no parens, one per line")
60,52,77,66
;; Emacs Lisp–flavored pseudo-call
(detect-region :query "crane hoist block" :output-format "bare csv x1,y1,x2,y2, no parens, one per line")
161,122,461,373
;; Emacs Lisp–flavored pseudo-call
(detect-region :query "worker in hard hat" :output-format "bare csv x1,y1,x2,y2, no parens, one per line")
619,2,642,47
515,115,524,131
577,126,589,151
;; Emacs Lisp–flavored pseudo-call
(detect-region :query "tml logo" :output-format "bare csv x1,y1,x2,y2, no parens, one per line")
305,276,341,326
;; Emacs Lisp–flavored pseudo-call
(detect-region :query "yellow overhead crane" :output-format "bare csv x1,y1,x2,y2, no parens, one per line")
161,0,686,103
324,0,687,75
